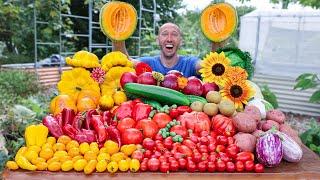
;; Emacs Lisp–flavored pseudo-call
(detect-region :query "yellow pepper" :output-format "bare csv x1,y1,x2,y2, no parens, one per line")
36,124,49,147
25,125,37,147
25,124,48,147
16,155,37,171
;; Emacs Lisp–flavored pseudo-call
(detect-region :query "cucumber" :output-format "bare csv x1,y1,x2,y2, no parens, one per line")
124,83,190,106
186,95,208,104
142,99,162,110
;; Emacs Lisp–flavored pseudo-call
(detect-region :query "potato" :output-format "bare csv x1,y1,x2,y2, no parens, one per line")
244,105,261,122
252,130,264,139
234,133,256,152
232,112,257,133
257,120,266,130
266,109,286,124
262,120,280,131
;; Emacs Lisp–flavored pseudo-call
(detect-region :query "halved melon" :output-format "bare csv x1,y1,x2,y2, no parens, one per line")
99,1,137,41
200,3,237,42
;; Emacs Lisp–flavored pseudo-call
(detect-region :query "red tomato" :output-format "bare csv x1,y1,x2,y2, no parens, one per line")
226,144,240,159
215,144,226,153
135,119,159,139
169,160,179,171
192,152,202,163
217,135,228,145
152,113,172,128
200,131,209,137
168,157,175,162
254,163,265,173
117,117,136,134
245,160,255,172
176,106,192,115
235,161,244,172
199,145,208,153
169,109,180,119
208,143,216,152
144,150,152,159
189,134,199,143
121,128,143,145
226,162,235,172
140,161,148,171
200,136,209,145
174,152,184,160
143,138,156,151
159,155,167,163
208,154,216,162
201,152,209,161
163,151,172,158
154,133,164,141
178,145,193,157
154,151,161,158
186,161,196,172
177,112,211,135
218,152,230,163
182,139,196,150
135,62,152,76
207,161,216,172
163,137,173,150
147,158,160,171
216,160,226,172
131,150,144,162
178,158,187,170
227,137,235,145
160,162,170,173
197,161,207,172
211,114,235,137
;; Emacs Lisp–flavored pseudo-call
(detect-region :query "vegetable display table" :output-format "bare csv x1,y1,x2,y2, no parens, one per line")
3,145,319,180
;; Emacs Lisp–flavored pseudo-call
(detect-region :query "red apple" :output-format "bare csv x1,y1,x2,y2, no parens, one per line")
202,82,219,97
120,72,137,88
161,74,179,90
137,72,156,85
167,70,183,77
183,76,203,96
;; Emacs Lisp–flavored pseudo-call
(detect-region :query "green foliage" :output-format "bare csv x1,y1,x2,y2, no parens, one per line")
260,85,279,108
294,73,320,103
300,119,320,155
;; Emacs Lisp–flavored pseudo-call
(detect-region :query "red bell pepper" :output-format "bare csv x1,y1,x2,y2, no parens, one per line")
132,103,152,121
91,114,107,143
113,101,134,120
62,124,78,139
61,108,75,126
106,126,121,147
101,111,112,126
169,108,180,119
42,115,63,138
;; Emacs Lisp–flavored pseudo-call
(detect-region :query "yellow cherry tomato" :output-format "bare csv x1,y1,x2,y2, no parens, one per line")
111,152,125,162
66,140,79,151
57,135,72,145
99,147,107,154
120,144,137,156
118,159,129,172
104,140,119,155
39,148,54,160
84,160,97,175
36,162,48,171
59,155,72,163
72,155,83,163
107,161,118,173
68,147,80,157
96,160,108,173
24,150,38,162
28,145,41,153
47,162,61,172
47,157,60,165
97,153,111,162
84,150,97,161
31,157,46,165
73,159,87,172
41,143,52,150
46,137,56,145
6,161,19,170
53,143,66,152
61,160,73,172
79,142,90,155
129,159,140,172
54,150,68,159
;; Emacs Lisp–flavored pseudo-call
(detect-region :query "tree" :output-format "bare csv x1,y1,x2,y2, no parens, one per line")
238,0,320,9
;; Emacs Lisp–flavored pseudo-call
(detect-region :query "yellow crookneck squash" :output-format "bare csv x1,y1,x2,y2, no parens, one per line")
200,2,238,42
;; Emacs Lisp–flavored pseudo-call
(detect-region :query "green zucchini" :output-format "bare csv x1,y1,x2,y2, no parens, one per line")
186,95,208,104
124,83,190,106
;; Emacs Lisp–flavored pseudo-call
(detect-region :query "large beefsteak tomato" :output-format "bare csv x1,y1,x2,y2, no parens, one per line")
211,114,235,137
177,112,211,135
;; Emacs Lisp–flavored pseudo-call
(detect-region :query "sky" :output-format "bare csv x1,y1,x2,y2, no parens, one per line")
181,0,314,12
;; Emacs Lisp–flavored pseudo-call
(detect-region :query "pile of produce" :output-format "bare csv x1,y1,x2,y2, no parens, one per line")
5,1,304,175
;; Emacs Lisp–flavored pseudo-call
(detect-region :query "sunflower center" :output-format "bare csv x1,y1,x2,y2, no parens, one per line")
230,85,243,98
212,63,225,76
76,86,82,91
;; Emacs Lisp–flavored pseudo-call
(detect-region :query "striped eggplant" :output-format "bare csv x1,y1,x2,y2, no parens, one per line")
276,131,303,162
256,131,283,167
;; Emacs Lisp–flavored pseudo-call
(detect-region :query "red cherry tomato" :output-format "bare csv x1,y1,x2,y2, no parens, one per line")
186,161,196,172
192,152,202,163
199,145,208,153
159,155,167,163
218,152,230,163
163,137,173,150
169,160,179,171
147,158,160,171
215,144,226,153
235,161,245,172
144,149,152,159
245,160,255,172
226,161,235,172
178,158,187,170
140,161,148,171
142,138,156,151
182,139,196,150
208,143,216,152
227,136,235,145
208,154,216,162
207,161,216,172
254,163,265,173
197,161,207,172
216,160,226,172
160,162,170,173
217,135,228,145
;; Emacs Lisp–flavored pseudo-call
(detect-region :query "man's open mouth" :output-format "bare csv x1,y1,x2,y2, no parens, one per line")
165,44,174,50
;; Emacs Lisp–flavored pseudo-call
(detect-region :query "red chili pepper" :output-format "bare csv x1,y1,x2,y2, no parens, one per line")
235,152,255,162
61,108,75,126
177,106,192,115
226,144,240,159
135,62,152,76
113,101,134,120
62,124,78,139
42,115,63,138
169,109,180,119
91,114,107,143
101,111,113,126
84,110,97,129
106,126,121,147
132,103,152,121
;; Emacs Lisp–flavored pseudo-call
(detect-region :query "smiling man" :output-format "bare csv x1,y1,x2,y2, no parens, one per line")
113,23,201,77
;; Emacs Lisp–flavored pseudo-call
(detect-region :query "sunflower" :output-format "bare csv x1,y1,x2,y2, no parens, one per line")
220,79,255,110
227,66,248,82
199,52,231,86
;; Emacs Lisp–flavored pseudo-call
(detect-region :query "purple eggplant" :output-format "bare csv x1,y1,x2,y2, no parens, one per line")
256,131,283,167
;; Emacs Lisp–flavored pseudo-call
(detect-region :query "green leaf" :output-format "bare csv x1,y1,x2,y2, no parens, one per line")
309,90,320,103
294,79,317,90
295,73,314,82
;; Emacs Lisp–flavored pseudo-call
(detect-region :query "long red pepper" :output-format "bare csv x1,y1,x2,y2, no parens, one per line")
101,111,113,126
42,115,63,138
106,126,121,147
132,103,152,121
61,108,75,126
113,101,134,120
85,109,98,129
91,114,107,143
62,124,78,139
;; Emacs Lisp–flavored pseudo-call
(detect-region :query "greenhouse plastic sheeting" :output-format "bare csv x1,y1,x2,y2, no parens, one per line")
239,10,320,78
